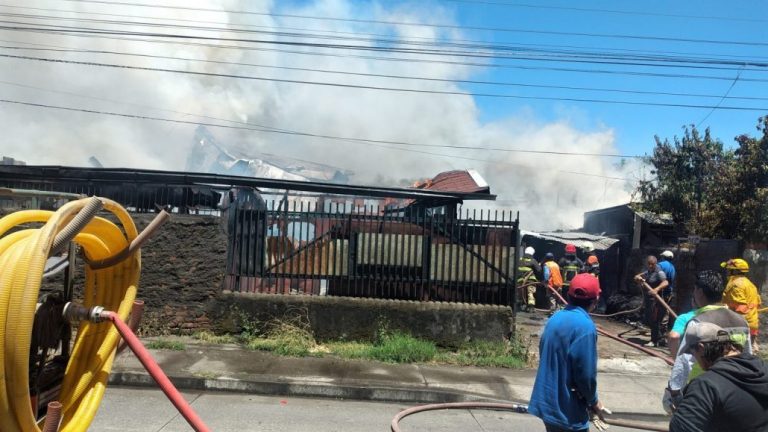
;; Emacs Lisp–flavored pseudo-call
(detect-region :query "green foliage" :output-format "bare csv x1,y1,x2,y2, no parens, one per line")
243,308,317,357
145,339,186,351
637,117,768,243
366,332,438,363
192,331,238,344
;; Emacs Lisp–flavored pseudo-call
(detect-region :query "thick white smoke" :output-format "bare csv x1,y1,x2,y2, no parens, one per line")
0,0,638,230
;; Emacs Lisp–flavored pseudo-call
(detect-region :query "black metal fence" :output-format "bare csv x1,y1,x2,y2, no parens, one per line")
225,200,520,306
0,173,519,305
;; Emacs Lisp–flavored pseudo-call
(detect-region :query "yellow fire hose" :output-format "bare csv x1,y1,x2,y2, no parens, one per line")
0,197,140,432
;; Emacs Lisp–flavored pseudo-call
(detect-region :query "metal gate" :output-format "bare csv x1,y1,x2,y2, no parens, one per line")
224,200,520,306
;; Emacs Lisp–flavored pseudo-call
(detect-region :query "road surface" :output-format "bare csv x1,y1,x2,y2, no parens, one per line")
91,386,651,431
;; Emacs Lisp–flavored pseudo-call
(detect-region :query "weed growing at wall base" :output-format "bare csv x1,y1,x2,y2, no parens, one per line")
145,339,186,351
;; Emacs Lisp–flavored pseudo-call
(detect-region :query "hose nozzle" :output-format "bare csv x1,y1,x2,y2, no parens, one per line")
62,302,106,323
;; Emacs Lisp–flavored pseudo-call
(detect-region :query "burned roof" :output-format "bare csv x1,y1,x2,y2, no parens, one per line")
417,169,490,194
0,165,496,202
522,230,619,251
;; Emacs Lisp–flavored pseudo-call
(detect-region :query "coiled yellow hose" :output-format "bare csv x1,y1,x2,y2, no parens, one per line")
0,198,140,432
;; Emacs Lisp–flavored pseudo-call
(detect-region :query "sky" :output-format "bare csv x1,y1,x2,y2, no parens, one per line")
0,0,765,230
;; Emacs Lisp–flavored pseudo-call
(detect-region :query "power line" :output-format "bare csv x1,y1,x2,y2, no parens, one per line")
3,42,766,102
60,0,768,48
5,25,768,84
3,2,765,63
439,0,767,24
3,10,768,70
0,97,642,158
3,19,767,73
4,51,768,110
0,78,638,181
697,67,745,128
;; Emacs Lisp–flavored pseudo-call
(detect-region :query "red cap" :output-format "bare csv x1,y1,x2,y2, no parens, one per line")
565,244,577,254
568,273,601,300
587,255,599,265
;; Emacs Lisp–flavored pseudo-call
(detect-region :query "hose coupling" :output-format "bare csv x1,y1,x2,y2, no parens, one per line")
63,302,107,323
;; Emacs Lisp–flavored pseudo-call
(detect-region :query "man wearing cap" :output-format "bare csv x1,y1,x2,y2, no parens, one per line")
658,250,677,312
721,258,761,353
669,322,768,432
663,270,749,414
529,274,610,432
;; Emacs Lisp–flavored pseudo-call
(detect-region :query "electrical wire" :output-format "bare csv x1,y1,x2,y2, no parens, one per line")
3,52,768,110
2,42,766,102
2,10,768,71
0,97,645,158
438,0,768,24
0,78,640,181
1,18,767,74
4,25,768,84
3,2,766,64
59,0,768,48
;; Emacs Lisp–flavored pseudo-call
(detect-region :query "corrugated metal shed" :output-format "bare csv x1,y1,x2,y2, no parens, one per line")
522,230,619,251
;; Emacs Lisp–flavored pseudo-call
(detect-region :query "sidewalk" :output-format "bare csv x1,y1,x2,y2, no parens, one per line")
109,335,673,426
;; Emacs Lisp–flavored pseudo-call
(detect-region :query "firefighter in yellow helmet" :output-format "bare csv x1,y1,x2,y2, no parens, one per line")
721,258,761,353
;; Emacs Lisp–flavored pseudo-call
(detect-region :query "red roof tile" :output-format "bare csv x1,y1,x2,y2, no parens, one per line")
418,170,490,194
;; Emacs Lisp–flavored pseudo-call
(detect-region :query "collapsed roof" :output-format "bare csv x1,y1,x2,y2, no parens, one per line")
187,126,351,183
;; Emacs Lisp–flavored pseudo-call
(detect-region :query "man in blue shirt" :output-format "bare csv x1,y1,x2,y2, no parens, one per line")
658,250,676,297
529,274,610,431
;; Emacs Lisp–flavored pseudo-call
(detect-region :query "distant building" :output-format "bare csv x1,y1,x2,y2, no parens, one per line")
1,156,25,166
583,203,677,249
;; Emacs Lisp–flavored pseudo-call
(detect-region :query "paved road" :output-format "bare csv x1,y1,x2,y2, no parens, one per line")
91,387,650,431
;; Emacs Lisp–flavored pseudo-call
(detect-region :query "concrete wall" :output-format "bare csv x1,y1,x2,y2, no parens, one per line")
210,292,514,348
6,206,513,343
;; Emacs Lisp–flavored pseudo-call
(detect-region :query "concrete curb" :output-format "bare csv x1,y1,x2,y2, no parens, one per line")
108,371,502,405
107,372,671,424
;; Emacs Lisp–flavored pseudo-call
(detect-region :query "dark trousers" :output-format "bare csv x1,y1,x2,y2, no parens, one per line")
544,423,588,432
645,292,671,343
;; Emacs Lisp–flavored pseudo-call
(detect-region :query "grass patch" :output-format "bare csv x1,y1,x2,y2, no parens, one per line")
367,332,437,363
192,331,238,344
202,310,529,368
145,339,186,351
242,312,317,357
436,339,529,368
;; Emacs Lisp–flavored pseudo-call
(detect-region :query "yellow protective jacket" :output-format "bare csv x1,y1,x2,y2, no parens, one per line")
722,275,761,332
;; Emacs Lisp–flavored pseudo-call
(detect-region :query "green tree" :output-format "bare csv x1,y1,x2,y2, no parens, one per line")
637,117,768,243
636,125,725,234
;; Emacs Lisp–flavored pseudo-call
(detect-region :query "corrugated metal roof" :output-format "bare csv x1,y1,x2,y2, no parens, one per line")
522,230,619,251
635,210,674,225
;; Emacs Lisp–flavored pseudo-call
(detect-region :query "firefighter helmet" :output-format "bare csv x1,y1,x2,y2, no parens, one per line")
721,258,749,273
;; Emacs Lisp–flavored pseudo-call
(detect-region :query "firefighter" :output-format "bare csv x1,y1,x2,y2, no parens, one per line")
584,255,600,278
721,258,762,353
517,246,543,312
542,252,563,310
583,241,597,270
559,244,584,302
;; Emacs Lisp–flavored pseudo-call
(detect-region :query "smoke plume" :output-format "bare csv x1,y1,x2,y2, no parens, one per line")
0,0,639,230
